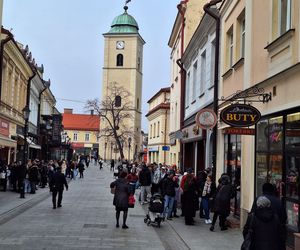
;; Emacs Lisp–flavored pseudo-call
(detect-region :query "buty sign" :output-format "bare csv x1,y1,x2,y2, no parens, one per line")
220,104,261,127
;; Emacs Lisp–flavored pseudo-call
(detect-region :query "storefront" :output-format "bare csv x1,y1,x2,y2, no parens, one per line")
0,118,16,164
255,107,300,245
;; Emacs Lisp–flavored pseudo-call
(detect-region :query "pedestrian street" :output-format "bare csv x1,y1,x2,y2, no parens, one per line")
0,162,242,250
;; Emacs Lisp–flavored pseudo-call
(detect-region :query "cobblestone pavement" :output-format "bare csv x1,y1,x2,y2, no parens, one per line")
0,162,243,250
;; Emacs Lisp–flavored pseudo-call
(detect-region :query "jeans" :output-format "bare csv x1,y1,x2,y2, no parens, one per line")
163,195,175,218
141,186,151,202
201,197,210,220
24,179,31,193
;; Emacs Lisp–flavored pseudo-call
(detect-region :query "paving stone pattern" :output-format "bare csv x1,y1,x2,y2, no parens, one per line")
0,162,243,250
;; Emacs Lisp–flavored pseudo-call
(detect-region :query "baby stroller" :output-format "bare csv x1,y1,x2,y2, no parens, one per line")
144,193,164,228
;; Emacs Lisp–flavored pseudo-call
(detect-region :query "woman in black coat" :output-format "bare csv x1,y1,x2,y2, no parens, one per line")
110,171,130,229
243,196,285,250
210,174,233,231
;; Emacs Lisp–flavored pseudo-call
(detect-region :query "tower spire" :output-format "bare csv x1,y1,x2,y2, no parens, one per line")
124,0,131,11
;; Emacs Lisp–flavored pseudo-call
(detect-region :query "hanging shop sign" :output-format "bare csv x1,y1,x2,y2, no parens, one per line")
195,109,217,130
223,127,255,135
220,104,261,127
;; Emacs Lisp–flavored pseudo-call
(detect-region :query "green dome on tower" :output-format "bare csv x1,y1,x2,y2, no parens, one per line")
108,6,139,34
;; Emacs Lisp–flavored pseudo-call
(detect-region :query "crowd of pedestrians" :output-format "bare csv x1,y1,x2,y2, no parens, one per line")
107,158,287,248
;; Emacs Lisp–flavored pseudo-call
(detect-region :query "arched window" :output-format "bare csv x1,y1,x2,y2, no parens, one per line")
117,54,123,66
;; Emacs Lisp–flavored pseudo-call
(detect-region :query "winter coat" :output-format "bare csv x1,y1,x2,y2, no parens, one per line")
138,166,152,186
49,172,68,191
182,176,198,218
243,208,285,250
213,183,233,216
78,162,85,173
110,178,130,210
162,177,179,197
251,193,287,225
28,165,39,182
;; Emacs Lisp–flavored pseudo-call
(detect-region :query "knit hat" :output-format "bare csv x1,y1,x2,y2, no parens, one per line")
256,196,271,208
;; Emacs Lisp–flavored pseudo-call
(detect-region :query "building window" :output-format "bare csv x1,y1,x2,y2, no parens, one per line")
73,133,78,141
116,54,123,66
185,72,190,107
85,133,90,142
272,0,291,39
200,51,206,95
226,27,234,68
192,61,197,101
157,121,160,137
210,40,216,88
150,124,152,139
239,15,245,58
137,98,139,109
154,123,156,138
138,57,141,71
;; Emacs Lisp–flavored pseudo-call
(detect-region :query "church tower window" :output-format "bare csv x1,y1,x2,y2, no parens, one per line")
117,54,123,66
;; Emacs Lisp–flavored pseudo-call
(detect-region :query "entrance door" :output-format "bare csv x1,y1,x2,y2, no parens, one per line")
196,140,205,174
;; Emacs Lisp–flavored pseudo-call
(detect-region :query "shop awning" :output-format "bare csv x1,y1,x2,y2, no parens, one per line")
17,134,41,150
0,135,17,148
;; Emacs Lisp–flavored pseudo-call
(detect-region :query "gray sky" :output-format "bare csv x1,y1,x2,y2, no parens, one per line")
3,0,178,131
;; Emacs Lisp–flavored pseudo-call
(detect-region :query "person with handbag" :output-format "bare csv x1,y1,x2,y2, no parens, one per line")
242,196,285,250
201,175,216,224
110,171,130,229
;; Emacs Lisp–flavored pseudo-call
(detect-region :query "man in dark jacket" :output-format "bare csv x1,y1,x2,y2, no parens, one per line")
162,170,179,220
251,183,287,249
243,196,285,250
138,163,152,204
49,166,68,209
77,160,85,178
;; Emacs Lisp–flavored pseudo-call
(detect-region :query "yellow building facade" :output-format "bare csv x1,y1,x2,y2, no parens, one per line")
146,88,170,165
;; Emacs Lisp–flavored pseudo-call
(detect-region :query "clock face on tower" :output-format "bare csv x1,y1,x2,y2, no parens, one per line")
116,41,125,50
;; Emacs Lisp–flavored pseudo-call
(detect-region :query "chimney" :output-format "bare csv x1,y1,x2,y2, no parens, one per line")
64,108,73,114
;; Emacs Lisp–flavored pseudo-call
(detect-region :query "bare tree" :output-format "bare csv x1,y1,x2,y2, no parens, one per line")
85,82,134,159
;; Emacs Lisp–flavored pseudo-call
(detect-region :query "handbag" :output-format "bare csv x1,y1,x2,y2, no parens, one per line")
128,194,135,208
241,213,255,250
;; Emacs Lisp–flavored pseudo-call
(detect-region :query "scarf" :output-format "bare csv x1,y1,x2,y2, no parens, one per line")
202,181,211,197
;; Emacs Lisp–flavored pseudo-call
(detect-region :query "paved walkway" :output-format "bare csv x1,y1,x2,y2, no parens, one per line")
0,163,243,250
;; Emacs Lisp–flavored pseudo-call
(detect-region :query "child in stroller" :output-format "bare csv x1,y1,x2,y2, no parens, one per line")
144,193,164,227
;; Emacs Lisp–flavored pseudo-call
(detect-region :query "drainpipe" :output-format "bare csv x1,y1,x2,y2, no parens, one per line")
177,0,189,172
0,36,13,101
177,58,186,172
204,0,222,180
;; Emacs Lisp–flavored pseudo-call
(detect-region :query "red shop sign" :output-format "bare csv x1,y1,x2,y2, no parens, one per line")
0,118,9,136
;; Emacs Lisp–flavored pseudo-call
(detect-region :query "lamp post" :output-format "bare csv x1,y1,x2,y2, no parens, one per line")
128,137,132,161
104,140,107,162
21,105,30,198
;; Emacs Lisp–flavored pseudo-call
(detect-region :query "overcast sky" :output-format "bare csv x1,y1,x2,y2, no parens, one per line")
3,0,178,131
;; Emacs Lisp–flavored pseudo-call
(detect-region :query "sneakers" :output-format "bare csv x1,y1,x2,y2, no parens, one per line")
205,219,212,224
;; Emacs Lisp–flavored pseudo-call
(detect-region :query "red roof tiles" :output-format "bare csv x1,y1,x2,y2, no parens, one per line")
62,113,100,131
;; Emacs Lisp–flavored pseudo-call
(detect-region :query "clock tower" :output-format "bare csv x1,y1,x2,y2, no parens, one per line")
100,6,145,161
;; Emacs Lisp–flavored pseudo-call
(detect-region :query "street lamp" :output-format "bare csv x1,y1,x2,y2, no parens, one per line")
21,105,30,199
128,137,132,161
104,140,107,162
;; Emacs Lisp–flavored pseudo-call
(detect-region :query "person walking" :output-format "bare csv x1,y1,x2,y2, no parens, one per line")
210,174,233,231
138,163,152,205
110,159,115,172
99,158,103,170
242,196,285,250
28,160,39,194
162,170,179,220
78,160,85,179
110,171,130,229
201,175,216,224
127,168,138,195
49,166,68,209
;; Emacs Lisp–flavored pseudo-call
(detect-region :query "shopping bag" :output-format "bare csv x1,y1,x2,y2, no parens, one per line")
128,194,135,208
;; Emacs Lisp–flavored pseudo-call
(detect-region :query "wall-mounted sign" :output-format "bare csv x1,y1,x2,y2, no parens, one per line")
162,146,170,151
220,104,261,127
195,109,217,130
223,127,255,135
148,146,159,152
0,118,9,136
